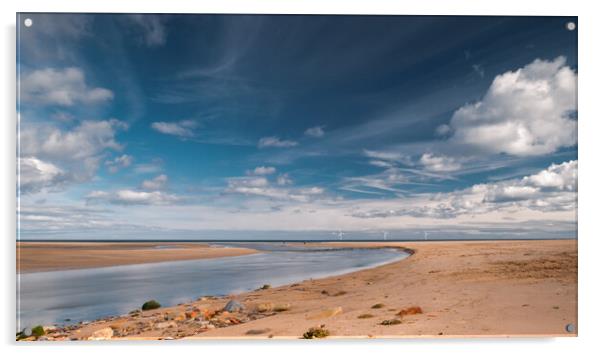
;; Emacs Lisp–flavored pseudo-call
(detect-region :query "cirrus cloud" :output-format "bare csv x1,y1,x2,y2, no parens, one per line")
258,136,298,148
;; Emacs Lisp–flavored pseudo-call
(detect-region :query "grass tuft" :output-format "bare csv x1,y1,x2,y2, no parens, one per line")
31,325,45,337
303,326,330,339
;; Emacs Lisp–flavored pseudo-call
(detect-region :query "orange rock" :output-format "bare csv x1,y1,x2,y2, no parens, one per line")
397,306,423,317
186,311,199,319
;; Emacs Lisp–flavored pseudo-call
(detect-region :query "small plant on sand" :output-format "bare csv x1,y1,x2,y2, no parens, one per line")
357,314,374,319
141,300,161,311
380,319,402,326
371,303,385,309
397,306,423,316
31,325,45,337
303,325,330,339
260,284,271,290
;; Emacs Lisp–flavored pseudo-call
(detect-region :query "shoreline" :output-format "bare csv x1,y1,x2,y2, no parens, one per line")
17,239,577,340
16,242,260,273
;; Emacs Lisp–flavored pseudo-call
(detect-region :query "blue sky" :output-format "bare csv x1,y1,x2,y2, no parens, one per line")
17,14,577,240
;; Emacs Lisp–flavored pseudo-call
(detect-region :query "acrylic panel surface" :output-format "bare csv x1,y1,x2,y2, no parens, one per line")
16,14,577,340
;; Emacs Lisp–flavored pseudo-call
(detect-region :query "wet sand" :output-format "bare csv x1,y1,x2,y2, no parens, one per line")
38,239,576,340
17,242,259,273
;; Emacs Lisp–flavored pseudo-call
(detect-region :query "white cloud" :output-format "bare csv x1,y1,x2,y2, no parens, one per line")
445,57,577,156
352,160,577,219
258,136,298,148
419,153,461,172
141,174,168,190
484,160,577,203
276,173,293,186
21,67,113,106
151,120,197,137
226,174,324,203
247,166,276,176
86,189,180,206
228,176,269,188
368,159,395,169
305,126,325,138
127,14,168,47
524,160,577,191
105,154,133,173
19,157,66,194
20,119,128,192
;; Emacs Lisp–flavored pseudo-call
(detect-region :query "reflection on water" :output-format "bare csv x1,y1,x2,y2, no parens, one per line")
17,244,408,329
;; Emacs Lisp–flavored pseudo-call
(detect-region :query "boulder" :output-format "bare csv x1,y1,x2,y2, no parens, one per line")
256,302,274,313
223,300,245,312
87,327,114,340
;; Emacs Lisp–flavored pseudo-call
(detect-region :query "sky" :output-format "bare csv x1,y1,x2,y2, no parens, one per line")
17,14,578,240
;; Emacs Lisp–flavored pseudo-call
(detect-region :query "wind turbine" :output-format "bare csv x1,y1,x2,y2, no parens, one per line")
423,231,428,241
332,229,345,241
382,231,389,241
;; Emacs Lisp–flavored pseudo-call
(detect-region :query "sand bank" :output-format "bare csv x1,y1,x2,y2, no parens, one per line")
17,242,259,273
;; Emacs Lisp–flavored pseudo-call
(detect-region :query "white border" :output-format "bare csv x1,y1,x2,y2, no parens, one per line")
2,1,600,353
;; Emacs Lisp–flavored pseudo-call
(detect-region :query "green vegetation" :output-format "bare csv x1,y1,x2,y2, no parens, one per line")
141,300,161,311
260,284,271,290
303,326,330,339
31,325,45,337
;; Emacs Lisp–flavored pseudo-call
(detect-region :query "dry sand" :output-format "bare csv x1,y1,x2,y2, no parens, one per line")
17,242,259,273
47,239,576,340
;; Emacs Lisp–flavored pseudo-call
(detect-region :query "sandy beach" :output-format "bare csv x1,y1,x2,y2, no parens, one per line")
25,239,576,340
17,242,259,273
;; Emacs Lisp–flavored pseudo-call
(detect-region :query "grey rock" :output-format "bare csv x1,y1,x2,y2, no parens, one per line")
223,300,245,312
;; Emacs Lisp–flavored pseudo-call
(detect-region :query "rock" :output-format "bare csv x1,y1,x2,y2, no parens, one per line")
274,303,291,312
307,306,343,320
246,328,271,335
223,300,245,312
87,327,114,340
156,321,177,329
397,306,423,317
201,309,216,319
43,325,57,332
186,311,199,319
256,303,274,312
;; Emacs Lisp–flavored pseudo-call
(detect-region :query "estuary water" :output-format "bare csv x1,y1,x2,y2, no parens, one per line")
17,243,409,329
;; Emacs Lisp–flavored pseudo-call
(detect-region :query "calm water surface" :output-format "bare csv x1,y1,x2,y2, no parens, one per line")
17,243,409,329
